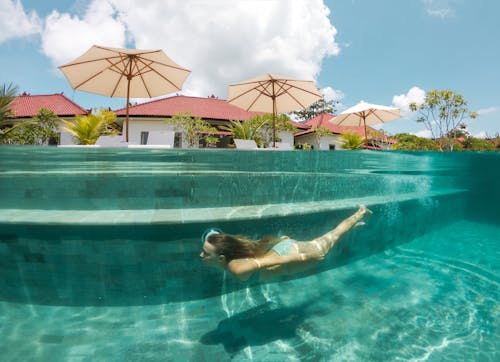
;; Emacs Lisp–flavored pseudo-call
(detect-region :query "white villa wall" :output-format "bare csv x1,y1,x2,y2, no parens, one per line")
295,134,318,149
57,118,174,146
319,135,344,150
277,131,294,147
128,119,177,145
58,116,296,149
59,129,74,145
57,119,77,145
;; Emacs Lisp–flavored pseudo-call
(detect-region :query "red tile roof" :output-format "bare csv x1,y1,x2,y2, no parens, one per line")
9,93,89,118
295,113,372,137
296,113,397,144
289,119,309,130
114,95,262,121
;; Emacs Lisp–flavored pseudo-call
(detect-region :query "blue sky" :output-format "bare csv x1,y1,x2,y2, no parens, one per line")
1,0,499,137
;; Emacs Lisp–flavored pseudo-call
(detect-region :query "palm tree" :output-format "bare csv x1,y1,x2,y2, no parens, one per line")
62,109,118,145
221,120,258,139
340,131,366,150
0,83,19,138
221,116,269,147
221,114,296,147
0,83,19,142
0,83,18,121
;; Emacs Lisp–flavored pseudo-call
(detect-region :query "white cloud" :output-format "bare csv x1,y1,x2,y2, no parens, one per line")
421,0,455,18
321,86,344,102
414,129,432,138
39,0,339,98
477,107,497,115
0,0,41,42
41,1,127,65
473,131,487,139
426,8,453,18
392,86,426,117
321,86,344,112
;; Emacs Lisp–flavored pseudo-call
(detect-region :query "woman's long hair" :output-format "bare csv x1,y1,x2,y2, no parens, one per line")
207,234,280,262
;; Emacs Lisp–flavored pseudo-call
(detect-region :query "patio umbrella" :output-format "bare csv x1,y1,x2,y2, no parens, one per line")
58,45,191,141
330,101,400,141
228,73,322,147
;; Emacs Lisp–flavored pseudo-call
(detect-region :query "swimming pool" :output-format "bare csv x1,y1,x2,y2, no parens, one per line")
0,147,498,361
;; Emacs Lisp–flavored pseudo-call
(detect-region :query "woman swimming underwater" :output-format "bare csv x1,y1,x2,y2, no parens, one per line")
200,205,372,281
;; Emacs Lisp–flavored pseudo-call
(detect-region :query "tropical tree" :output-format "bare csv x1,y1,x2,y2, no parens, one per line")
221,117,268,146
410,89,477,151
340,131,366,150
274,113,297,133
290,98,338,122
0,82,19,139
165,112,219,148
391,133,439,151
0,83,18,122
491,134,500,149
271,113,297,145
461,137,495,151
221,114,297,147
446,123,469,139
313,126,333,148
2,109,59,145
62,109,118,145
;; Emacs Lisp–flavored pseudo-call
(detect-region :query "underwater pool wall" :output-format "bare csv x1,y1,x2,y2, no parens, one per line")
460,152,500,224
1,147,491,306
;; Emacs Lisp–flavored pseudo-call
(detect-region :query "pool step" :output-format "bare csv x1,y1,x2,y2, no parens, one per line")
0,171,426,210
0,189,466,225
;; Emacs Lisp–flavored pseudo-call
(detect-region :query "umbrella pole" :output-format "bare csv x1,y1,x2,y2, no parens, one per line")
272,80,276,148
125,77,131,142
272,97,277,148
363,114,368,143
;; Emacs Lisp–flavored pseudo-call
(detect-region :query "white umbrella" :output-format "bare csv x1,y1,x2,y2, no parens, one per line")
331,101,400,140
59,45,191,141
228,73,322,147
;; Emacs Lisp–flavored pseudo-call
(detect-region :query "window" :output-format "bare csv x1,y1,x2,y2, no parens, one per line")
174,132,182,148
140,131,149,145
329,144,336,150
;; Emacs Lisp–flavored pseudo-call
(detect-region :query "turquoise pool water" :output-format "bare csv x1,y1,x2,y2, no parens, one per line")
0,148,498,361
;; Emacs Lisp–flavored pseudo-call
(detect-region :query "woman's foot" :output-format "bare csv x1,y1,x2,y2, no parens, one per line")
358,204,373,217
353,205,372,227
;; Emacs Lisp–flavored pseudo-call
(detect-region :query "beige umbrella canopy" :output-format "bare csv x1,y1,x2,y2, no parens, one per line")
330,101,400,140
58,45,191,141
228,73,322,147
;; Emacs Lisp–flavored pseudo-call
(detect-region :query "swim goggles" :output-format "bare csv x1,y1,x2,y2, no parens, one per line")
201,228,223,243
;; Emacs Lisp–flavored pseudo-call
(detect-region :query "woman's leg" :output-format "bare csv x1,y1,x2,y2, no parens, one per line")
300,205,372,257
258,206,371,281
